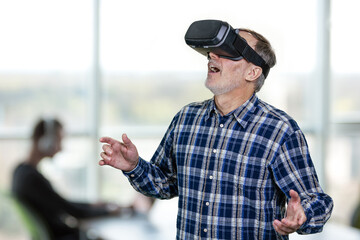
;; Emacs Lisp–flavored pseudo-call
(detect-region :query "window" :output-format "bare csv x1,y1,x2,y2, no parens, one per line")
0,0,94,200
98,0,321,204
328,0,360,224
1,1,359,238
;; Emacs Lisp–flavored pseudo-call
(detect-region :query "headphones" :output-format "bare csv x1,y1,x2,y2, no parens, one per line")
38,119,57,154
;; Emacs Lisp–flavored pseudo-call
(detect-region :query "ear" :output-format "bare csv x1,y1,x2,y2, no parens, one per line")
245,65,262,82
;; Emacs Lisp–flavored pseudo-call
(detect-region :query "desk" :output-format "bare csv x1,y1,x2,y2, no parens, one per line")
81,212,175,240
83,216,360,240
81,199,360,240
291,223,360,240
81,198,178,240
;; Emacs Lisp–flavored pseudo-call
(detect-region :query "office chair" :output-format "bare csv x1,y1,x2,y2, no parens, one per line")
6,192,52,240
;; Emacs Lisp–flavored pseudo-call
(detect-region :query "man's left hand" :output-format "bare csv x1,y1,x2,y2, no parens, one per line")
273,189,307,235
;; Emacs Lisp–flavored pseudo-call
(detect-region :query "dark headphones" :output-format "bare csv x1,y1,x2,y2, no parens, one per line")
38,119,57,154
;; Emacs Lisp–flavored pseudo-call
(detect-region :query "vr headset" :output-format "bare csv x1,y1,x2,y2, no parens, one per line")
185,19,270,78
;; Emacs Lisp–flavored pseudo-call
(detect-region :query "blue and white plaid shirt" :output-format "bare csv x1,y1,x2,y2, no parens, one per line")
124,94,333,240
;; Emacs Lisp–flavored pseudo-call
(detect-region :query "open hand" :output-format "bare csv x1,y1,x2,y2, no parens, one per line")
273,189,307,235
99,134,139,172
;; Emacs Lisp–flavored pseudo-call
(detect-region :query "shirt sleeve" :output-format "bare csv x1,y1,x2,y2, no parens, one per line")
123,112,180,199
270,130,334,234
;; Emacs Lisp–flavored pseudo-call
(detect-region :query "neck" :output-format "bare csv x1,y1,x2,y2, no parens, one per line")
214,89,254,116
25,147,45,167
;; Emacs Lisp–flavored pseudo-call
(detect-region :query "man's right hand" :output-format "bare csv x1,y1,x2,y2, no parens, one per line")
99,134,139,172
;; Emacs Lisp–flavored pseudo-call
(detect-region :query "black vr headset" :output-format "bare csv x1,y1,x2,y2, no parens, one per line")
185,19,270,78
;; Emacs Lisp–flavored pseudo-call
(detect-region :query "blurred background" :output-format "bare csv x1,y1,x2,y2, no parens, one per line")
0,0,359,239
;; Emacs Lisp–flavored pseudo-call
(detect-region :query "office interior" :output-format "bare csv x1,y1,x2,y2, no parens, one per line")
0,0,359,239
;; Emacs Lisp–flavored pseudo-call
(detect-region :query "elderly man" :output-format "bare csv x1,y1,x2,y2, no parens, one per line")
99,20,333,239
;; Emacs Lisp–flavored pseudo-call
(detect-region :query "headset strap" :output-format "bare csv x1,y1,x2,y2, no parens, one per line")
233,36,270,78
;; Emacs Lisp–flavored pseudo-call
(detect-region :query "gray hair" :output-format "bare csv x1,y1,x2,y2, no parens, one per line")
238,28,277,92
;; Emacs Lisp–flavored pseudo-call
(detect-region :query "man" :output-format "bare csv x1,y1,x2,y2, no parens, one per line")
99,20,333,239
12,118,122,240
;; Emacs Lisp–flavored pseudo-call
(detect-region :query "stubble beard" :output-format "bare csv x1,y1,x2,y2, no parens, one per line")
205,75,241,96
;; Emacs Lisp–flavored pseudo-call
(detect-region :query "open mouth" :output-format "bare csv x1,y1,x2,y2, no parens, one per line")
209,64,220,73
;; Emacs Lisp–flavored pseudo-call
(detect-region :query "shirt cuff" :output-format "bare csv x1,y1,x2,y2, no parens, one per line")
296,200,316,234
122,157,146,180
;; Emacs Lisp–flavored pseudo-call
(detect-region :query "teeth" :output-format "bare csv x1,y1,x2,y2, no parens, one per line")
210,65,219,72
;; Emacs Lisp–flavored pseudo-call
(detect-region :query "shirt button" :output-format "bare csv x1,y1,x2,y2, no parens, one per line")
220,124,224,128
130,174,135,177
213,149,217,153
203,228,208,233
209,175,213,179
206,202,210,206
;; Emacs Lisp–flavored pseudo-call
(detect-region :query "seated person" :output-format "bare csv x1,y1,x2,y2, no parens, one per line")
352,201,360,229
11,118,124,240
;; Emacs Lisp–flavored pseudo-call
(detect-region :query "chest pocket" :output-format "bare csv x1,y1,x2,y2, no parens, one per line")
215,154,266,201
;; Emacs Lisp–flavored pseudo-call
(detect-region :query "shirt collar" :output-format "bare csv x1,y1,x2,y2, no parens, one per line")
206,94,258,129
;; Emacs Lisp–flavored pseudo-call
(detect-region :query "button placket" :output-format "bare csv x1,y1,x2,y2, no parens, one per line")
200,114,221,238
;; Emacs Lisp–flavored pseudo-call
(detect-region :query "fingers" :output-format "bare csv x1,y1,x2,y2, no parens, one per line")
102,143,113,155
100,135,132,151
99,137,117,166
98,135,131,166
122,134,135,151
122,133,131,144
100,151,110,161
289,189,300,203
98,134,139,171
281,218,301,230
287,190,303,217
273,220,287,235
99,136,118,145
298,214,307,226
273,218,300,235
99,136,123,162
273,189,307,235
273,220,295,235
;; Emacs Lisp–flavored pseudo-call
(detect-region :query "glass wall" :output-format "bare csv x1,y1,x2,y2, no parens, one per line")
98,0,322,205
328,0,360,225
0,0,101,208
0,0,359,238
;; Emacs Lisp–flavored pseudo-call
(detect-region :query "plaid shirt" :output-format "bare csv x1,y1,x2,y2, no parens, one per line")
124,94,333,240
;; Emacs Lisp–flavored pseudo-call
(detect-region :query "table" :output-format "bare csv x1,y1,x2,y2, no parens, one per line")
82,216,360,240
81,199,360,240
81,212,175,240
291,222,360,240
